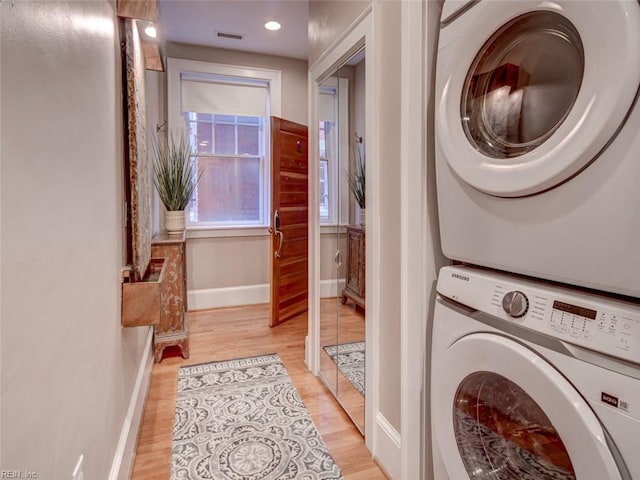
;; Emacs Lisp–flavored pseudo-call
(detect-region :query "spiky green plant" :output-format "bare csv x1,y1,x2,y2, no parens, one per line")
152,132,202,211
346,136,365,209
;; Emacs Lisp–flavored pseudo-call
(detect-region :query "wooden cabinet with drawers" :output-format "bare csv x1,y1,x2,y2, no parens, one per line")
341,225,365,309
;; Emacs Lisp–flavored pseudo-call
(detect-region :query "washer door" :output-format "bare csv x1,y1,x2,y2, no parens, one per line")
432,333,623,479
436,1,640,197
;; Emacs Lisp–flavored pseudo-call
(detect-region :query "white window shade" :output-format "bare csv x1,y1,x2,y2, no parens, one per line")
181,78,268,117
319,91,336,123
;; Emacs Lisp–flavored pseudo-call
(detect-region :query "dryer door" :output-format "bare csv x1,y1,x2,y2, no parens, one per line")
431,333,623,479
436,1,640,197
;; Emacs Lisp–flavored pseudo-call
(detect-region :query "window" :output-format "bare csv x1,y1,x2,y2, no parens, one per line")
167,58,282,230
318,85,339,224
186,113,265,224
319,120,331,220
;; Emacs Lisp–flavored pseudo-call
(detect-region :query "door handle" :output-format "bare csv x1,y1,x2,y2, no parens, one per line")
275,231,284,258
273,210,284,258
269,210,281,234
334,250,342,267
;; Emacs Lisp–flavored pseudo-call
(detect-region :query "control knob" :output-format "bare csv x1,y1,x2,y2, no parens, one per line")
502,291,529,318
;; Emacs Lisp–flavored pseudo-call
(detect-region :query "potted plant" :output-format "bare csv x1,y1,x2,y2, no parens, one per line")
346,134,366,225
152,132,202,235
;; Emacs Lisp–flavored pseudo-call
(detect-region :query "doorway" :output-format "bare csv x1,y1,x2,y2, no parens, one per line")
317,49,366,433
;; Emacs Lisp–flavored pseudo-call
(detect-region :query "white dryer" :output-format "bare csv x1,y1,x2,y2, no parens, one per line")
431,265,640,479
435,0,640,298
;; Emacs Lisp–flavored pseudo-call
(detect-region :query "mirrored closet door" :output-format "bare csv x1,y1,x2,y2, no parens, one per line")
318,48,366,433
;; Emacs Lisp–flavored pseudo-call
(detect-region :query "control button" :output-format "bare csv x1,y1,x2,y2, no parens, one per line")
583,333,593,341
502,291,529,318
624,323,631,330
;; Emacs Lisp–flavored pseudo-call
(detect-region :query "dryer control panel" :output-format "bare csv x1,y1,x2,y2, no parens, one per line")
438,266,640,365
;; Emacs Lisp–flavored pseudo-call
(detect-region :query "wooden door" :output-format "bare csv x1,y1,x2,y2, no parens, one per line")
270,117,309,327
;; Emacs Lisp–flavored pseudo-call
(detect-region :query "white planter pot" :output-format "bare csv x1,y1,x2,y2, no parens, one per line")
165,210,185,235
359,207,366,226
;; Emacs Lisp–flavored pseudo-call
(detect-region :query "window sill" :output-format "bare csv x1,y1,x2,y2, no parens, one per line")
186,226,270,239
185,224,345,239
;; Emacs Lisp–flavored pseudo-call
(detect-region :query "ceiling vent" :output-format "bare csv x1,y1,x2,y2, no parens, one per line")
216,31,244,41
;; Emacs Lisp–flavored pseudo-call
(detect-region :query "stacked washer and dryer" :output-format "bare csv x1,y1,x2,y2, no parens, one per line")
431,1,640,479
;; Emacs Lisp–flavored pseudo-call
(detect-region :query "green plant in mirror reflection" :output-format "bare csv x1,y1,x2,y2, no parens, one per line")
346,133,365,209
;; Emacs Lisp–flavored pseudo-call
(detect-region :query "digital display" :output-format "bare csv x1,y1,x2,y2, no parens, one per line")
553,301,597,320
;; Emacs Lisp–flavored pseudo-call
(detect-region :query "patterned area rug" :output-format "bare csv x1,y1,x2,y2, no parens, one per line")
322,342,365,396
171,354,343,480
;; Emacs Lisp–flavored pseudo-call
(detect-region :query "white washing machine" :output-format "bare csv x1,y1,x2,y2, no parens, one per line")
431,266,640,480
435,0,640,298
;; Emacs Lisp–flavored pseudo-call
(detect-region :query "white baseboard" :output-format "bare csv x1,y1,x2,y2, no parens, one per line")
187,279,346,310
188,284,269,310
305,335,310,370
109,327,154,480
320,278,345,298
373,412,402,480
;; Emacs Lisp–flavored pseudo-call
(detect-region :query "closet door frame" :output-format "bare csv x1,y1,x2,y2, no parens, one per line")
307,5,379,450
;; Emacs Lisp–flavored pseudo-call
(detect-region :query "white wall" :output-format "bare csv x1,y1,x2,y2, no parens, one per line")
309,1,446,478
187,236,270,289
309,1,405,477
400,1,447,478
308,0,371,65
162,43,317,303
146,69,165,236
375,0,402,433
163,43,345,307
1,1,150,477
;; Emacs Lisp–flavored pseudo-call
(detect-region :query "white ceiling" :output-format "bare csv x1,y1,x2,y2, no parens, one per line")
158,0,309,60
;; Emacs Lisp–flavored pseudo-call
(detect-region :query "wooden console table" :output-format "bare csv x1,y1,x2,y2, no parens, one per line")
151,232,189,362
341,225,365,309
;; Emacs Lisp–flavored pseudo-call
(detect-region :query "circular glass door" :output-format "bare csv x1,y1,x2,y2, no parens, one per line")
435,1,640,197
454,372,575,479
431,333,623,480
462,11,584,159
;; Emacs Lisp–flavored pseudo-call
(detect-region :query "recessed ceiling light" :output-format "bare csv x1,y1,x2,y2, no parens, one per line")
264,21,281,31
144,24,157,39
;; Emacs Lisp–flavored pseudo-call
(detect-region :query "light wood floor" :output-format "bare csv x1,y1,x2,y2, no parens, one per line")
320,298,366,431
131,303,387,479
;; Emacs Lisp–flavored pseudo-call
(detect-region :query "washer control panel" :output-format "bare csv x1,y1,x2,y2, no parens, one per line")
438,266,640,365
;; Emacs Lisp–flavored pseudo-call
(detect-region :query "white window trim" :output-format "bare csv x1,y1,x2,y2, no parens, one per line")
167,58,282,233
186,224,345,239
186,226,270,239
318,76,349,226
308,3,376,454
